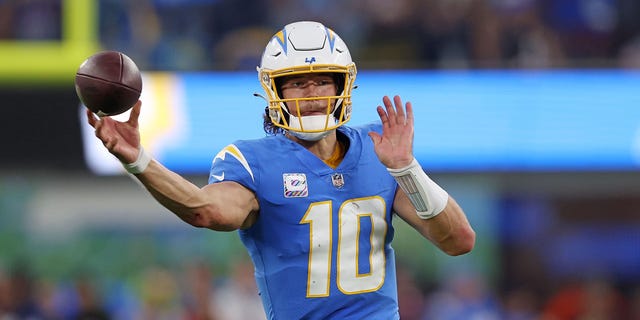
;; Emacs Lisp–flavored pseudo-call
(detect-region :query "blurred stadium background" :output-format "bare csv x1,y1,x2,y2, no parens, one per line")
1,0,640,319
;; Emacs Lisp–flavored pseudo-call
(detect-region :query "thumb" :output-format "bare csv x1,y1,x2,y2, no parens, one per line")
128,100,142,127
368,131,382,146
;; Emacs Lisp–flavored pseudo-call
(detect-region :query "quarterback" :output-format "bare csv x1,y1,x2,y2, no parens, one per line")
87,21,476,319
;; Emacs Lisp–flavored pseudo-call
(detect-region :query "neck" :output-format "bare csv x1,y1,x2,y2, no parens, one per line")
287,130,338,160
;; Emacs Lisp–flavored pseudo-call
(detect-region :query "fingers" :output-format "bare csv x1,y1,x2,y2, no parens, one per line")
86,108,98,128
378,95,410,126
381,96,395,126
393,95,406,125
129,100,142,127
86,107,111,144
87,100,142,128
376,105,388,127
86,109,110,146
405,100,413,127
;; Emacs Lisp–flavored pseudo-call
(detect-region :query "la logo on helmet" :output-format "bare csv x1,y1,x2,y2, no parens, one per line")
305,57,316,64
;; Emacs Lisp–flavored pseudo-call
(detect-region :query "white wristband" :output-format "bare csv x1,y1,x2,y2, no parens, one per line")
122,147,152,174
387,158,448,219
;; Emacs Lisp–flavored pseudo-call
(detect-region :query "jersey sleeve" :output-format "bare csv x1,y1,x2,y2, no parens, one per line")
208,143,258,192
366,121,383,135
353,121,383,138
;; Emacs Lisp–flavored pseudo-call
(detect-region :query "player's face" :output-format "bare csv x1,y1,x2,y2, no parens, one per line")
280,73,338,117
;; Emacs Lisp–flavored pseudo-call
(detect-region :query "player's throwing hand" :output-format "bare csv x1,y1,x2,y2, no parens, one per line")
86,100,143,164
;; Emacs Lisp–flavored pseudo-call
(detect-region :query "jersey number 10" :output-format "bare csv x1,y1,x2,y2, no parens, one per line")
300,196,388,297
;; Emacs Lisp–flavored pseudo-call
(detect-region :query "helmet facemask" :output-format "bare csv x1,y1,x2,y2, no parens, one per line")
261,67,355,140
257,21,357,140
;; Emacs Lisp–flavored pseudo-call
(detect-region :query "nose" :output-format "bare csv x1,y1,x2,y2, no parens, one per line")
304,82,322,97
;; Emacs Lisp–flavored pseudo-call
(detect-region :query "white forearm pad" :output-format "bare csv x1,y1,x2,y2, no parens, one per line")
122,147,152,174
387,158,449,219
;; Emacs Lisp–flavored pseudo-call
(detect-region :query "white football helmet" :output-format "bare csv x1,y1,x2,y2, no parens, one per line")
257,21,357,140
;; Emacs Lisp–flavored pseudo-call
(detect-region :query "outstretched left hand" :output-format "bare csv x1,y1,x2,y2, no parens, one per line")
368,95,415,169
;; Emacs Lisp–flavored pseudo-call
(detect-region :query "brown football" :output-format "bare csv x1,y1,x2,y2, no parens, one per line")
75,51,142,116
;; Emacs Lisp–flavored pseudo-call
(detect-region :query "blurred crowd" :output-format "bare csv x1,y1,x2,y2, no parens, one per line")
2,258,640,320
1,0,640,70
97,0,640,70
0,258,266,320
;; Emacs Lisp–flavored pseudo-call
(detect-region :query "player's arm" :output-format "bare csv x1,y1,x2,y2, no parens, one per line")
87,101,258,231
368,95,474,255
135,160,258,231
393,190,475,256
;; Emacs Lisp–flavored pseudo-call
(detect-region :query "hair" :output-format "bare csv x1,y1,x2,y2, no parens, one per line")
263,108,287,135
261,73,346,135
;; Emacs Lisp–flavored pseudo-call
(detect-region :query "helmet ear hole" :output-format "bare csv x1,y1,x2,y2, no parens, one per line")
266,102,288,127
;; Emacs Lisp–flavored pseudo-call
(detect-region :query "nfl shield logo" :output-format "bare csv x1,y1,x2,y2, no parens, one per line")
331,173,344,188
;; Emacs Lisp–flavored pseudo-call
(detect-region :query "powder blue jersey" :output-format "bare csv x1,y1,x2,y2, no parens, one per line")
209,123,400,320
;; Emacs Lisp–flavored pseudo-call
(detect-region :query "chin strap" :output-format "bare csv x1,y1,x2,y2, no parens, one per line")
288,114,336,141
289,130,331,141
387,158,449,219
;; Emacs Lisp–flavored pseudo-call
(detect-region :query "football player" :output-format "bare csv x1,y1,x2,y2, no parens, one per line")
87,21,476,320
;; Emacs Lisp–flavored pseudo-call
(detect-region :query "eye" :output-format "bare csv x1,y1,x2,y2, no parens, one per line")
316,78,335,86
283,80,304,89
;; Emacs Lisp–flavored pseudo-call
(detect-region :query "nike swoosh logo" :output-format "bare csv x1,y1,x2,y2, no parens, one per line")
211,172,225,181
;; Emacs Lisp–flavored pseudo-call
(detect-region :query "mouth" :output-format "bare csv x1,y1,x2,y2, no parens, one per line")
301,111,327,117
290,99,335,117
